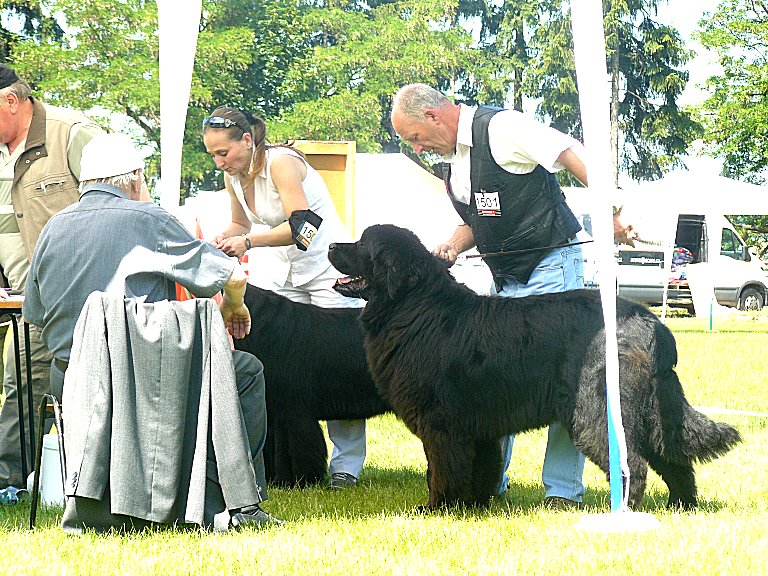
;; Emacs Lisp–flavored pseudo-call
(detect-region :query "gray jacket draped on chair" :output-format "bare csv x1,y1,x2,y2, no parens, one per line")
62,292,261,526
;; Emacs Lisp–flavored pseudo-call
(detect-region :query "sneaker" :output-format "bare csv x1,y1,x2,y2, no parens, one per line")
0,487,29,506
543,496,581,510
328,472,357,489
230,505,283,530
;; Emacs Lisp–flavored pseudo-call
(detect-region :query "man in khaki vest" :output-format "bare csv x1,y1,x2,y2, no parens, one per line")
0,63,102,491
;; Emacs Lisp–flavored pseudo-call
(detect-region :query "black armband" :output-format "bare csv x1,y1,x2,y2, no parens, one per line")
288,209,323,251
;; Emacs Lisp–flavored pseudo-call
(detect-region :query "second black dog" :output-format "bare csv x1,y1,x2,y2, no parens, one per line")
235,284,389,486
329,224,742,510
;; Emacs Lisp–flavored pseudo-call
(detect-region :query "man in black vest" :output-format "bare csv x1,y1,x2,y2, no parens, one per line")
391,83,631,509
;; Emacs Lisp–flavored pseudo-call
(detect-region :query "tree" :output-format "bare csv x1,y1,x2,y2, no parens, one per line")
187,0,310,192
459,0,702,186
5,0,708,195
270,0,500,155
698,0,768,184
0,0,64,62
8,0,263,196
610,3,703,183
464,0,554,111
12,1,161,142
9,0,160,186
730,215,768,256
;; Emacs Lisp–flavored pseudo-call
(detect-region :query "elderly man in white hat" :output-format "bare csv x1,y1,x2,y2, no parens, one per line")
23,132,281,531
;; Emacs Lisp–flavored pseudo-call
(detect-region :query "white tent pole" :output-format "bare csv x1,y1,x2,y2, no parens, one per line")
570,0,628,513
157,0,202,209
571,0,660,532
660,241,674,323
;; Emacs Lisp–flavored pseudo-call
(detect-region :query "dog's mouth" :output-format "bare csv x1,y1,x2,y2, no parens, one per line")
333,276,369,300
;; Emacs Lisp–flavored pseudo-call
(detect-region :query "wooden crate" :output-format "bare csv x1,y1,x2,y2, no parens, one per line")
294,141,356,237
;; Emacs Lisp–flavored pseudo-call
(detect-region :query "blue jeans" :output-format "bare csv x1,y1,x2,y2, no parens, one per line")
492,243,587,501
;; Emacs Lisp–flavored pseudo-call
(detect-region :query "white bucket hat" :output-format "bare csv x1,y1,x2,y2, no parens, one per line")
79,132,151,182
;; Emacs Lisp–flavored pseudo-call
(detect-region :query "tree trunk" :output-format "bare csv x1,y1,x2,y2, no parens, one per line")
610,48,620,187
513,19,525,112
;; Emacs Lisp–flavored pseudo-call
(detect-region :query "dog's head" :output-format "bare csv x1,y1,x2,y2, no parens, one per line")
329,224,450,301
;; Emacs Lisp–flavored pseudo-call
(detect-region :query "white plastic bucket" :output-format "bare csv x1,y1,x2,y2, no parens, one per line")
26,435,65,506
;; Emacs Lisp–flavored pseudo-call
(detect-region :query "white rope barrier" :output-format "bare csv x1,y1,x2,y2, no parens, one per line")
695,407,768,419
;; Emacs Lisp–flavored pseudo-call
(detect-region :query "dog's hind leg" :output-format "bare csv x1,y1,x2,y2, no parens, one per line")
571,409,649,509
614,415,650,509
271,413,328,486
644,366,740,509
625,451,649,509
645,453,697,509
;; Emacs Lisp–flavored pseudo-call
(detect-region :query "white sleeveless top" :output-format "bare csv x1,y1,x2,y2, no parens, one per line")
229,147,352,287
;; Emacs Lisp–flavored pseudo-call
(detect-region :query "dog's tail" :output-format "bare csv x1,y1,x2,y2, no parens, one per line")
651,368,741,465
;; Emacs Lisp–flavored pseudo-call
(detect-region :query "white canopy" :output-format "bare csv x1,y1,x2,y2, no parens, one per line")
632,171,768,215
565,171,768,217
354,153,461,247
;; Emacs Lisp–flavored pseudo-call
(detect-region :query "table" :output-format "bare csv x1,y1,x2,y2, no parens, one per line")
0,296,34,481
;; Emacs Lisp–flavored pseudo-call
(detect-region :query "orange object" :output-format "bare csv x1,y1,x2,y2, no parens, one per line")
175,216,223,305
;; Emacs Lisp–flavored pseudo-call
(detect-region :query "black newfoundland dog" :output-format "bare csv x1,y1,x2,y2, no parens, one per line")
234,284,389,486
328,224,741,510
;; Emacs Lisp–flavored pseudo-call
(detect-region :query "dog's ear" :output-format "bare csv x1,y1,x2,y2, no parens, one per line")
370,245,424,300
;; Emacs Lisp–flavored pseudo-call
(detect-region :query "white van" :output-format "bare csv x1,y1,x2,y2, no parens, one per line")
568,194,768,312
616,213,768,311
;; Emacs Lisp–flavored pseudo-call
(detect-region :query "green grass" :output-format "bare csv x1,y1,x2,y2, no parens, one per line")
2,314,767,575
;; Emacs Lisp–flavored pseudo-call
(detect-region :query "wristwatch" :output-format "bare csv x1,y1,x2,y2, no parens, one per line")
242,234,252,250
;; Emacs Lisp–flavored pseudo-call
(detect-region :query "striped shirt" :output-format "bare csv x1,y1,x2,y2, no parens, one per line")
0,139,25,233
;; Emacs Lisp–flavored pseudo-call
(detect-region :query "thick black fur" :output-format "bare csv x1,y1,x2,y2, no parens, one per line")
234,284,390,486
328,224,741,510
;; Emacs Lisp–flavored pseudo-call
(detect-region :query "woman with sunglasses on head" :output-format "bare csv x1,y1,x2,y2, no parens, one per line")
202,107,365,489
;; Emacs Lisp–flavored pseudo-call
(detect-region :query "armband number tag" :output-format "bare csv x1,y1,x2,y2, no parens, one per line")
297,221,318,249
288,208,323,251
474,190,501,217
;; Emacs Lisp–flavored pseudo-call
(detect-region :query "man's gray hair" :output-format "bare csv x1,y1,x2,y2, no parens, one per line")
392,83,451,122
0,79,32,102
79,170,140,193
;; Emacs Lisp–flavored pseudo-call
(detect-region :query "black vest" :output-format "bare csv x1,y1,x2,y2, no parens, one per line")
445,106,581,284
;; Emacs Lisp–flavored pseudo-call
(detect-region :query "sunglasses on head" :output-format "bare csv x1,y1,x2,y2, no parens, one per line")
202,116,246,131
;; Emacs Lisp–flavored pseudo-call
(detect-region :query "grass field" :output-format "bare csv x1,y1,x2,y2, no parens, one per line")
1,312,767,575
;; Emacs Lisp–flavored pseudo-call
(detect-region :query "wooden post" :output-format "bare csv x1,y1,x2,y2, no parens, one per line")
294,141,357,237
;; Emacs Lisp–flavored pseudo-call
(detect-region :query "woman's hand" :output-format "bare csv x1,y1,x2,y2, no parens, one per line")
215,235,248,258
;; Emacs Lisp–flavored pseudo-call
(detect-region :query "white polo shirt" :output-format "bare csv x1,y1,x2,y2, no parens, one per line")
443,104,585,204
